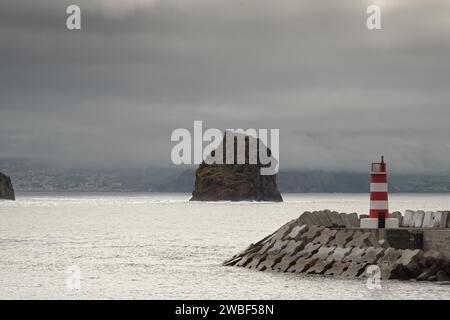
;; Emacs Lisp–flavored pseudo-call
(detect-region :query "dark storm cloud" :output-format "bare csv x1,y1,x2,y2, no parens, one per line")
1,0,450,173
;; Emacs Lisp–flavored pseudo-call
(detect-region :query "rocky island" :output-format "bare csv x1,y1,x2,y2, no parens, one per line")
0,172,15,200
190,132,283,202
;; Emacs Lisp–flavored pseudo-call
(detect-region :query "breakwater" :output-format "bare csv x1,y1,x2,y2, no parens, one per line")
224,210,450,282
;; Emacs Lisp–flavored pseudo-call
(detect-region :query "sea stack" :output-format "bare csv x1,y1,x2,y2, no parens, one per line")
0,172,15,200
190,131,283,202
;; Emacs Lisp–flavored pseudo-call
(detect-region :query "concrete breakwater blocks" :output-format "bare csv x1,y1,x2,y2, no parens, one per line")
225,210,450,282
402,210,450,228
285,225,308,241
328,230,354,247
306,246,337,274
414,211,425,228
274,255,300,272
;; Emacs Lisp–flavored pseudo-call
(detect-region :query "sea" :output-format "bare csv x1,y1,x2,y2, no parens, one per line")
0,193,449,299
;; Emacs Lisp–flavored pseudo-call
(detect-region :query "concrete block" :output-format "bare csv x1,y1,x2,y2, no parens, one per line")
390,211,403,226
296,217,306,225
306,259,335,274
287,257,318,273
267,239,290,255
413,211,425,228
378,247,403,263
328,230,354,247
324,261,351,277
378,248,404,280
324,211,336,225
311,211,326,225
300,225,325,242
422,211,434,228
431,211,444,228
340,213,354,228
359,247,385,264
325,247,353,262
296,242,322,258
301,211,321,226
301,212,318,226
402,210,415,227
245,254,268,269
273,255,300,272
315,211,331,226
446,211,450,228
345,250,366,264
222,255,242,266
271,220,297,242
340,262,367,279
281,240,304,255
310,246,336,260
285,225,308,240
327,211,345,227
257,253,285,271
348,213,360,227
311,228,337,246
409,211,418,227
235,253,255,267
342,247,366,262
392,249,424,278
319,210,333,227
346,231,373,248
440,211,449,228
256,239,275,254
304,246,336,274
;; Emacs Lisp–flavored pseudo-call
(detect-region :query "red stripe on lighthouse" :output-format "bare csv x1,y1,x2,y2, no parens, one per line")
371,175,387,183
370,192,388,201
370,209,389,217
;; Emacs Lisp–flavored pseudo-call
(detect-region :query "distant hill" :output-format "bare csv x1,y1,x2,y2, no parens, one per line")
277,171,372,193
155,170,450,193
1,158,450,193
156,170,196,192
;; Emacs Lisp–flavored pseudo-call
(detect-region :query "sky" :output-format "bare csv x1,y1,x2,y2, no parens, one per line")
1,0,450,174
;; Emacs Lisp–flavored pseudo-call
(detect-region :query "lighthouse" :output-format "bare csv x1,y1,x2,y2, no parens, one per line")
361,156,399,229
370,155,389,219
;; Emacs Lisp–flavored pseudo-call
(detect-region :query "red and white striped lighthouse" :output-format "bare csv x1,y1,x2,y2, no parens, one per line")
369,156,389,219
361,156,398,229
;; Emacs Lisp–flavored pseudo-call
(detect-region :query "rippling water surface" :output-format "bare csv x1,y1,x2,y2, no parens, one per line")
1,193,449,299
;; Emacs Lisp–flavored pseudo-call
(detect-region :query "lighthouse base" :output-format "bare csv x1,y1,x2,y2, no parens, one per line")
360,218,399,229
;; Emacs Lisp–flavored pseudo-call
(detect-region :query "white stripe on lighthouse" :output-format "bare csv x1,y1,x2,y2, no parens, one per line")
370,183,388,192
370,200,389,210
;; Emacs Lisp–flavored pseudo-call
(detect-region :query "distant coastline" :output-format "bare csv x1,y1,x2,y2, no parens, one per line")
2,159,450,194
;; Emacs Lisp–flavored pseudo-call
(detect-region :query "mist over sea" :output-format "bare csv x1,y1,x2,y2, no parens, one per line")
1,193,449,299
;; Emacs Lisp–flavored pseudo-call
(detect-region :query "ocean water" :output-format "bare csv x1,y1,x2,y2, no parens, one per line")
0,193,449,300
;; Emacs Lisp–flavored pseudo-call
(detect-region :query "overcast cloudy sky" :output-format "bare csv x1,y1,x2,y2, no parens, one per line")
1,0,450,173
